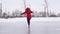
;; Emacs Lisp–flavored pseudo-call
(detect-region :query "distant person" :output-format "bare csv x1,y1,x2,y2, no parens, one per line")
21,8,33,29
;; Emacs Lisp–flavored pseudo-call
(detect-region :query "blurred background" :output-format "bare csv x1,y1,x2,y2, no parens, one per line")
0,0,60,18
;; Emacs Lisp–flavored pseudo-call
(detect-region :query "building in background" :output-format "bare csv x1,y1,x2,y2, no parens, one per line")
0,3,2,17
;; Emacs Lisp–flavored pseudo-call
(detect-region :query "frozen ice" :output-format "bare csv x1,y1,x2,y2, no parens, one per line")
0,17,60,34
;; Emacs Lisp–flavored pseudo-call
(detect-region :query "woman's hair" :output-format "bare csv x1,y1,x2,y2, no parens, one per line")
26,8,30,10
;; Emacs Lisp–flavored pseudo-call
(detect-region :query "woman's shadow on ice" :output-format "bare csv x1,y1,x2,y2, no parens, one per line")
27,28,30,34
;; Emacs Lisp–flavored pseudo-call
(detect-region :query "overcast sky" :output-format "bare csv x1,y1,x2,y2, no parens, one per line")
0,0,60,13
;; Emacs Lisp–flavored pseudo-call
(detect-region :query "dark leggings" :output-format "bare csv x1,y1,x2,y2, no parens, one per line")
27,19,30,25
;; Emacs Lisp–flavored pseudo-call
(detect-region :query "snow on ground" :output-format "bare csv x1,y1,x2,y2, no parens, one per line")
0,17,60,34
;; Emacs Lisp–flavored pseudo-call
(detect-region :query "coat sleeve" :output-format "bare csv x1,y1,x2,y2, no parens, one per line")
21,11,26,15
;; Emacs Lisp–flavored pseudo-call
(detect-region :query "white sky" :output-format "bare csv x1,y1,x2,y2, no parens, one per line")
0,0,60,13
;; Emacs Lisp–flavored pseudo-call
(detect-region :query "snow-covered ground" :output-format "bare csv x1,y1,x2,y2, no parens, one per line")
0,17,60,34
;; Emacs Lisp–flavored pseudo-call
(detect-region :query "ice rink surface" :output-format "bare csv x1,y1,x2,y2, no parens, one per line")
0,17,60,34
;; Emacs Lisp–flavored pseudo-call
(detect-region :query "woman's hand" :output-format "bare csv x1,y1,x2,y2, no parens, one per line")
21,13,23,15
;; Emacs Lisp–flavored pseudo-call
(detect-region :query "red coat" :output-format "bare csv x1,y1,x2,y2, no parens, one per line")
21,8,33,19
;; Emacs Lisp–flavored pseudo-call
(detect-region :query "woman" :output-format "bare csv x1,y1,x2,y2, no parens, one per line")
21,8,33,28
